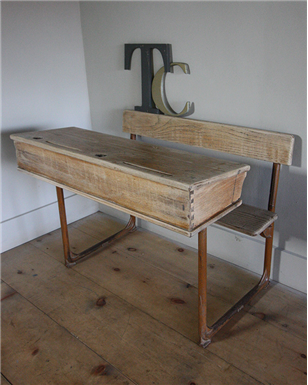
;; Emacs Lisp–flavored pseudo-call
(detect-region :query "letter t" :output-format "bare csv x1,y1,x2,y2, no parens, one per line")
125,44,173,114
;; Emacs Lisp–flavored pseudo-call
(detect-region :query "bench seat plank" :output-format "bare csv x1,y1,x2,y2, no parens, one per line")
11,127,249,235
216,204,278,236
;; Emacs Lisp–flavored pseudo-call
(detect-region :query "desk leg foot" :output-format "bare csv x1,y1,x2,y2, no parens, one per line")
65,260,77,268
199,336,212,348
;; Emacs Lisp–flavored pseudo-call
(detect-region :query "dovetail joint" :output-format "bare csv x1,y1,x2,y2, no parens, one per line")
189,189,195,228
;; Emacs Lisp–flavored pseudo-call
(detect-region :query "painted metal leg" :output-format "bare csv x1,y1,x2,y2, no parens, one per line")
196,163,280,347
198,228,212,347
261,224,274,286
56,187,74,267
56,186,137,268
197,223,275,348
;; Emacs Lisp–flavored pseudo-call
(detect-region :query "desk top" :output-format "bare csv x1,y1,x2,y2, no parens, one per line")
11,127,250,191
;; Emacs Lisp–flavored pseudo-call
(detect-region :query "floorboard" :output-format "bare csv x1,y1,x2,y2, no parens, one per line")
1,281,135,385
2,212,307,385
34,212,307,341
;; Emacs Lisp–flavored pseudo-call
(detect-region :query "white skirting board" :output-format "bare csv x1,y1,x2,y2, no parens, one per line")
1,194,98,253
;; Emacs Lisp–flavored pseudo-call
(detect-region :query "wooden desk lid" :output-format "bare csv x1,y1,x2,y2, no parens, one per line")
11,127,249,235
11,127,249,191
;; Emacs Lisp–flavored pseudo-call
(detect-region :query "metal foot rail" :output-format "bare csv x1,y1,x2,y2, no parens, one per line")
56,186,137,268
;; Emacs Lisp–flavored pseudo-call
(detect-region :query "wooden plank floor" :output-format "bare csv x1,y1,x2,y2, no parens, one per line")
2,212,307,385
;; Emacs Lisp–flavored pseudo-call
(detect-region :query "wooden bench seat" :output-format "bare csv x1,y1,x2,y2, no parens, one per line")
216,203,278,236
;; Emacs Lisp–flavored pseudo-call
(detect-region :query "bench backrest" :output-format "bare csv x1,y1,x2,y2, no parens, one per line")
123,110,294,165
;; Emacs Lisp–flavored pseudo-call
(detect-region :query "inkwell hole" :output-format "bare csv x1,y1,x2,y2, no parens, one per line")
95,154,106,158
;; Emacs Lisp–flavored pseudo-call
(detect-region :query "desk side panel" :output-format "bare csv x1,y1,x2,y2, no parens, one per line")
13,142,191,230
192,171,247,229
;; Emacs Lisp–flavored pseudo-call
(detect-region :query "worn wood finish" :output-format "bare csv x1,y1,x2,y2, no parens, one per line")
18,167,242,238
30,226,228,328
69,212,307,342
2,216,307,385
72,212,257,295
11,127,248,235
10,127,249,188
123,110,295,165
2,244,261,385
119,226,306,340
33,212,307,342
192,174,246,229
1,280,135,385
216,203,278,236
14,141,190,230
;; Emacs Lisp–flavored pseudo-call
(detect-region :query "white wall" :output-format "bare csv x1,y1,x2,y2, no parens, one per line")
1,2,98,252
80,1,307,292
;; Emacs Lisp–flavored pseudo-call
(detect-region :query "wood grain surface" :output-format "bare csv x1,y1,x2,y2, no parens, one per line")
2,243,259,385
1,280,135,385
11,127,249,233
123,110,294,165
2,213,306,385
217,203,278,236
11,127,249,188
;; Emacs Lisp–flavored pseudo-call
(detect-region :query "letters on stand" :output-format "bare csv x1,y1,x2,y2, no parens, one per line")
125,43,194,117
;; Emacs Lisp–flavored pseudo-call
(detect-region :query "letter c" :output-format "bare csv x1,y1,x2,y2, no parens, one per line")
152,62,195,117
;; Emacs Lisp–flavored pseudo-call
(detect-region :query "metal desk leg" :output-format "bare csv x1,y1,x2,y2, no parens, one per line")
197,224,274,348
198,228,212,347
56,186,137,268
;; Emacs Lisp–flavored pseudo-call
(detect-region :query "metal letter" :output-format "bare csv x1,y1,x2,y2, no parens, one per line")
125,44,173,114
152,62,195,117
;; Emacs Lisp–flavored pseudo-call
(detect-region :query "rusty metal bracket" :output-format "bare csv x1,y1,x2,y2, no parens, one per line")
56,186,137,268
260,226,273,239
